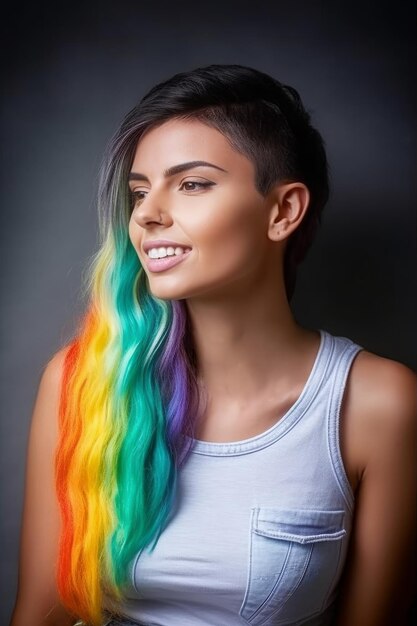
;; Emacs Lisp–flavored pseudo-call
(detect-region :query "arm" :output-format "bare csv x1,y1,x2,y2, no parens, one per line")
9,348,78,626
335,352,417,626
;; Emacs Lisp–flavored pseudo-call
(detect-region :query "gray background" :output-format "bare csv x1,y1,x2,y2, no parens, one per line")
1,0,415,622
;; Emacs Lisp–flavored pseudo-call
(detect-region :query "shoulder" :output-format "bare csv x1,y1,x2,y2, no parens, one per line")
347,349,416,426
341,348,417,482
45,343,74,372
41,344,74,389
32,345,73,432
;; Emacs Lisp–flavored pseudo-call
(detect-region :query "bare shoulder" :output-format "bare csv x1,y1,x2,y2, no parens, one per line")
42,344,72,387
30,345,73,434
340,349,417,490
347,349,416,425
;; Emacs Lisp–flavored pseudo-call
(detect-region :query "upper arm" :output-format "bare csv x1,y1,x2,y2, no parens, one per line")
10,347,77,626
336,353,417,626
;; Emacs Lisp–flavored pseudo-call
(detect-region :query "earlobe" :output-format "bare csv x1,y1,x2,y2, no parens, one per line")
268,182,310,241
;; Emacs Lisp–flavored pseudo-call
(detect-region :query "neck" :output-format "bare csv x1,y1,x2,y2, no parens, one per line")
185,273,315,404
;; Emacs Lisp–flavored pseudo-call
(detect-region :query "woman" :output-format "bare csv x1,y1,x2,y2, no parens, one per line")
10,64,416,626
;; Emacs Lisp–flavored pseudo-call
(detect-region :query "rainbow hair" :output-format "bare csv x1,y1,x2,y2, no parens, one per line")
54,105,202,622
53,64,329,625
55,224,201,624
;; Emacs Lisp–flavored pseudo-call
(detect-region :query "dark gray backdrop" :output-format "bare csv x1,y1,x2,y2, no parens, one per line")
1,0,416,622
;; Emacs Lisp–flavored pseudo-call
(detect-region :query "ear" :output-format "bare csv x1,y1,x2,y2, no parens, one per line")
267,182,310,242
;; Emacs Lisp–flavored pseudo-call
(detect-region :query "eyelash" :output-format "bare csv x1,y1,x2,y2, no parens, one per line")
129,181,214,207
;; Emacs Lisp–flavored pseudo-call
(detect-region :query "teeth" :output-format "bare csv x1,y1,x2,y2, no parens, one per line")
148,246,190,259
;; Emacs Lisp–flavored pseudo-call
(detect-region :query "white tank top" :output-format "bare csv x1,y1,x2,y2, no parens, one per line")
113,329,363,625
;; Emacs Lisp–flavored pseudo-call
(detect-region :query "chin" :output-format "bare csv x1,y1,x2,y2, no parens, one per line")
146,279,192,302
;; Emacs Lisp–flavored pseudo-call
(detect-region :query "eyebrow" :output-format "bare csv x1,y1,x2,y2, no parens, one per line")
128,160,228,183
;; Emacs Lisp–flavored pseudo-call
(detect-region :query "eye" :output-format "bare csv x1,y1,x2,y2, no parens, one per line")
130,189,147,208
180,180,215,192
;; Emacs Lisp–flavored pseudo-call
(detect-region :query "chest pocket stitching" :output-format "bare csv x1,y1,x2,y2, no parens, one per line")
253,528,346,543
266,535,344,626
254,540,314,623
239,508,346,625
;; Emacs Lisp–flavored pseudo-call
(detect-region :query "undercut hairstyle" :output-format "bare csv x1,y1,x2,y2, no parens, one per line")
105,64,329,300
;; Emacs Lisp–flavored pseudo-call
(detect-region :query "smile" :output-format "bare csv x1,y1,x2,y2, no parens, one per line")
145,249,192,273
147,245,191,258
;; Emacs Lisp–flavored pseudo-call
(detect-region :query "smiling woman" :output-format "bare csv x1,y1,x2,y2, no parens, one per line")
10,65,416,626
127,118,304,302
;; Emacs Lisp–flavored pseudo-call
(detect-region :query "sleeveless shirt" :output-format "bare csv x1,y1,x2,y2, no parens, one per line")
110,329,363,625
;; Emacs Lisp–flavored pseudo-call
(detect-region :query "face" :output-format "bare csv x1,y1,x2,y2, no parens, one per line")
128,118,278,301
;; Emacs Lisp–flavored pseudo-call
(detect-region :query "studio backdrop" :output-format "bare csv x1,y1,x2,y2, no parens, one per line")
1,1,415,621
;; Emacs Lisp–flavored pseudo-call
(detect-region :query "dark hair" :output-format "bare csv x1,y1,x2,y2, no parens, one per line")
106,63,330,300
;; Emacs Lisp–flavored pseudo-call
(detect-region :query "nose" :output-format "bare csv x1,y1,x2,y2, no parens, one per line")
131,189,173,229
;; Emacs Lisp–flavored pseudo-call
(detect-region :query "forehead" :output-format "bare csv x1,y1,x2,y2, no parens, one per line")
131,118,254,177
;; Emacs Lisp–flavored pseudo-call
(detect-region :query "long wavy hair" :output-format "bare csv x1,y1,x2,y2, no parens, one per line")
54,64,329,625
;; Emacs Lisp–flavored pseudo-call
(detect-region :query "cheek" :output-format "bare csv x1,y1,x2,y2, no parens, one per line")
191,201,264,268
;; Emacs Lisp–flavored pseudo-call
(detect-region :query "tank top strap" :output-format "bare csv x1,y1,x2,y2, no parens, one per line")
325,334,364,513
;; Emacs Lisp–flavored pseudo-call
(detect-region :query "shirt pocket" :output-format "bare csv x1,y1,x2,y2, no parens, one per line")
238,507,346,625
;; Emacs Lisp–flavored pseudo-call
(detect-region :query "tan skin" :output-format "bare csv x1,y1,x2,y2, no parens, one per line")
10,118,416,625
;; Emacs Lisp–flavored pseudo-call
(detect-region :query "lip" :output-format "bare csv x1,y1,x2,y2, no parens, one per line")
143,239,192,254
145,249,192,273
